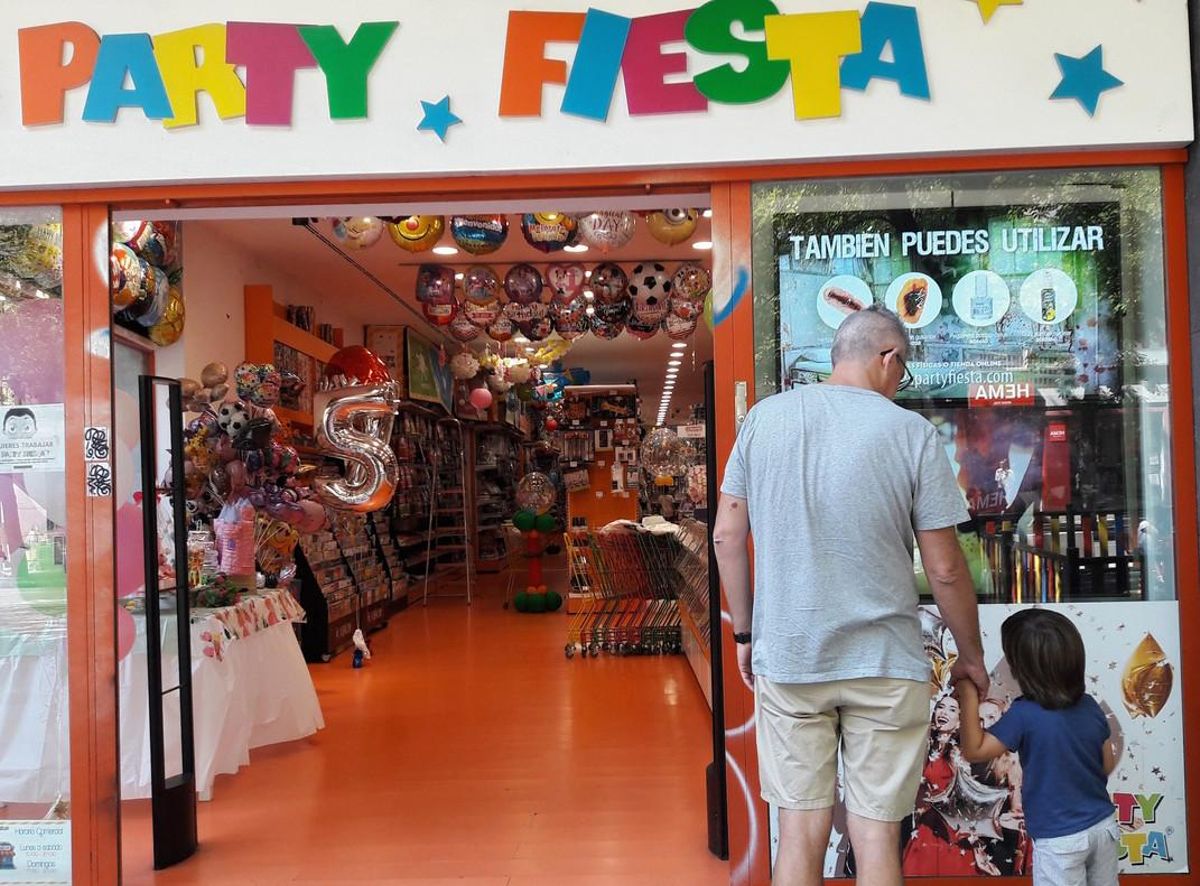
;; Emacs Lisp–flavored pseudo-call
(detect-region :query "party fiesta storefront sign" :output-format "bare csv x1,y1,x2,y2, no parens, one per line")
0,0,1191,188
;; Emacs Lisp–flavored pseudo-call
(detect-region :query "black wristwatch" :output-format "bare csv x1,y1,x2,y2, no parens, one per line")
733,632,752,645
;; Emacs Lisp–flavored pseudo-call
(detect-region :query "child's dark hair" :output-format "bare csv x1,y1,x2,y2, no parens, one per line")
1000,609,1086,710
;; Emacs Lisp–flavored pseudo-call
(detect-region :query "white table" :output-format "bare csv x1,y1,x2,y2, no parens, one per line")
0,589,324,804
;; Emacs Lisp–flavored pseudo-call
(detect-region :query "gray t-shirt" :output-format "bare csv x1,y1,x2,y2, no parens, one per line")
720,385,969,684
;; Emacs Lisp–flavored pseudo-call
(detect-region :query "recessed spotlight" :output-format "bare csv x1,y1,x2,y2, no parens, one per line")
692,241,713,251
671,342,687,350
525,347,535,353
563,244,589,253
585,306,595,316
583,290,595,300
702,209,713,218
433,246,459,255
668,360,682,367
455,273,464,281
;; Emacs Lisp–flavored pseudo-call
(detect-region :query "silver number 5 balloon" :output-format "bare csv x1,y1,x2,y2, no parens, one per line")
315,382,399,512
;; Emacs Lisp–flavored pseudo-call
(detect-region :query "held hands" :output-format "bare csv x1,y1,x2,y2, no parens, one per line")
950,654,990,700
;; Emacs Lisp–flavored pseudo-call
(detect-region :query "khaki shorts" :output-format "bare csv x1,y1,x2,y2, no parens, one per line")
755,677,929,822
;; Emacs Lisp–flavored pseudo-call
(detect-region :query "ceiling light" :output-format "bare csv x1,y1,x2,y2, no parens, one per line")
584,270,593,278
583,290,595,300
666,368,679,375
455,273,464,280
668,360,682,367
563,244,589,253
702,209,713,218
692,241,713,251
432,246,459,255
671,342,687,350
525,347,535,353
585,305,595,316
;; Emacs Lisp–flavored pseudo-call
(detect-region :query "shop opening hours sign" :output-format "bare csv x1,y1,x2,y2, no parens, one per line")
774,202,1122,402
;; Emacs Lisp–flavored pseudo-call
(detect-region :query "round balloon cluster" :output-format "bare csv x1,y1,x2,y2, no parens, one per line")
111,220,185,345
640,427,696,481
177,360,326,565
511,472,563,614
414,258,710,344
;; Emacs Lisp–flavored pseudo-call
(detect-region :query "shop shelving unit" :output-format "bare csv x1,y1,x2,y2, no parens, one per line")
471,423,522,574
421,416,472,604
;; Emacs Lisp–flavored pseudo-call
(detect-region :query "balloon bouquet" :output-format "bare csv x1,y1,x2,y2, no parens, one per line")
177,360,325,601
510,472,563,614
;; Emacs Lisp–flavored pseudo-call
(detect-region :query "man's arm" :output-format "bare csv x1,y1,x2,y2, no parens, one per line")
713,493,753,691
916,526,988,697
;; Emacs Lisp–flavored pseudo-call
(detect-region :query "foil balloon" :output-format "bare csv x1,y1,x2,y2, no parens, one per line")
216,400,251,437
415,263,456,304
331,217,385,250
235,362,282,408
487,315,516,343
449,309,480,342
669,290,704,321
449,351,481,381
663,311,698,341
631,269,671,325
450,215,507,255
463,265,502,304
464,298,503,329
315,380,400,512
504,263,545,305
578,211,636,252
553,310,590,342
387,215,445,252
520,212,577,253
546,262,587,304
590,318,624,340
296,499,328,533
522,315,554,342
148,286,185,346
114,220,180,268
1122,634,1174,719
673,262,712,301
590,262,629,304
133,268,170,327
279,370,305,402
503,300,547,326
516,472,557,514
201,362,229,389
422,298,456,327
110,244,146,311
626,316,660,340
645,208,699,245
5,223,63,290
641,427,695,479
324,346,391,386
593,297,630,325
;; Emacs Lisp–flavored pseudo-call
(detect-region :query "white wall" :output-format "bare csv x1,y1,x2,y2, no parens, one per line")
159,222,373,382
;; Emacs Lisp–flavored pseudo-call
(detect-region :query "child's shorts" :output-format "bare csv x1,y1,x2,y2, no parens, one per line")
1033,817,1120,886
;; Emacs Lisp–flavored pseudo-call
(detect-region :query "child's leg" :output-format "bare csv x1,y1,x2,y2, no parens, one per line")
1032,832,1089,885
1085,819,1121,886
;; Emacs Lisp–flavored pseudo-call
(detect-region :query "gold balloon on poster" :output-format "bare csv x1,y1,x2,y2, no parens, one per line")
148,286,186,346
387,215,445,253
1121,633,1173,719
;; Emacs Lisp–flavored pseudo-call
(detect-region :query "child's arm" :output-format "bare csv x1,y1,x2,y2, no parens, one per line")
956,680,1011,764
1102,730,1119,776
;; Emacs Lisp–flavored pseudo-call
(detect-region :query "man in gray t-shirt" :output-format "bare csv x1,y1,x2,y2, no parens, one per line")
714,306,987,886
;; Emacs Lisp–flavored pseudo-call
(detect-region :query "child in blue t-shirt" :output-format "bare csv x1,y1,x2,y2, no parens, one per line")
957,609,1120,885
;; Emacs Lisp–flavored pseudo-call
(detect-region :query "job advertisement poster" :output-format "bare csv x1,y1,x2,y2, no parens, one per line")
0,820,71,883
773,202,1122,403
0,404,64,474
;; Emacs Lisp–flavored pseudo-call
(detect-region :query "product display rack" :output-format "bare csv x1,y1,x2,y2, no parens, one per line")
390,402,441,603
471,423,522,573
295,513,390,662
674,519,713,707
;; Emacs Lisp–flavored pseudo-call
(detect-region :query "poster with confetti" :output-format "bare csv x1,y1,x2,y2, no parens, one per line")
768,602,1185,877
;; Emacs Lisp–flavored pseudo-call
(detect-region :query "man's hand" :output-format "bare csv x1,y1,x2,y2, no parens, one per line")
736,642,754,692
950,654,990,699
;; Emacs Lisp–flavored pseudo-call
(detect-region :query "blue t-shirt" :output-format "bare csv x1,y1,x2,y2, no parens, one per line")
988,694,1113,840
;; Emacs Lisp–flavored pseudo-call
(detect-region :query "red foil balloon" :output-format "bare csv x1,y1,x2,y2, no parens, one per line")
324,346,391,386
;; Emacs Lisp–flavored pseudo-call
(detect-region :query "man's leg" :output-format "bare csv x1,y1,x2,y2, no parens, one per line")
774,807,834,886
845,814,902,886
755,679,840,886
837,679,930,886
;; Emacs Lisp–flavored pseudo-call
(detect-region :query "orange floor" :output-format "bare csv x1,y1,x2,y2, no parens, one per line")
120,576,729,885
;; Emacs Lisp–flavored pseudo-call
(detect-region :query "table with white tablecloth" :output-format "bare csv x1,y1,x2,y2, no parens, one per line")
0,589,324,804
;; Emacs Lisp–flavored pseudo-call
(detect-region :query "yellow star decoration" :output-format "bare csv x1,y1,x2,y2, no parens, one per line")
971,0,1023,24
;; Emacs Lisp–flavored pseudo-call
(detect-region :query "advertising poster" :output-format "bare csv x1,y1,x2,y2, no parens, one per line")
772,202,1123,403
768,603,1186,877
0,404,63,474
0,820,70,883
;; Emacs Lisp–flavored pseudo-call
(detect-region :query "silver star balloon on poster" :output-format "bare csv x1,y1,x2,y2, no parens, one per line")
933,765,1011,843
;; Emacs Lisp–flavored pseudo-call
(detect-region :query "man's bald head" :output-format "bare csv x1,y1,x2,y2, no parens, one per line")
830,305,910,368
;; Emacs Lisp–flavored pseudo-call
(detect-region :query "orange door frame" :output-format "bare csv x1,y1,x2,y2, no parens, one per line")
26,147,1196,885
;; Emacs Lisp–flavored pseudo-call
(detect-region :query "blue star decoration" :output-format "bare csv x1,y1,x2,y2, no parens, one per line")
1050,45,1123,117
417,96,462,142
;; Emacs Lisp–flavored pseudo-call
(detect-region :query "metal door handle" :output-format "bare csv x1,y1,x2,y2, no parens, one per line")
734,381,748,426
